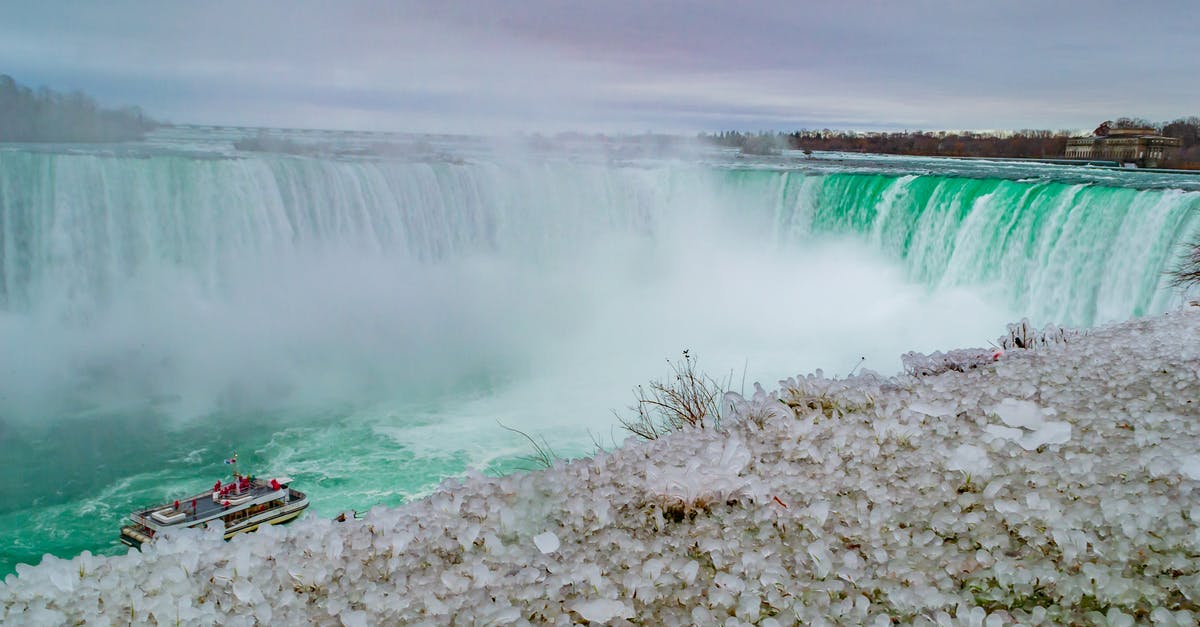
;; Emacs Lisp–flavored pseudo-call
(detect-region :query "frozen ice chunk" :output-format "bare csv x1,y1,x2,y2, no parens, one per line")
571,599,632,622
908,400,957,417
946,444,991,475
1179,455,1200,480
987,399,1071,450
993,399,1045,429
807,541,833,579
341,610,369,627
1025,421,1071,449
984,424,1024,442
644,435,753,506
806,500,831,526
533,531,559,554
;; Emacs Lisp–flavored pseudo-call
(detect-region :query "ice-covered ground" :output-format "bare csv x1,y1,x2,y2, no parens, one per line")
3,306,1200,626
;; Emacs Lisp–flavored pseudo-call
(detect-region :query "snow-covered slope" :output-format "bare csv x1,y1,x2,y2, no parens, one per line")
3,306,1200,626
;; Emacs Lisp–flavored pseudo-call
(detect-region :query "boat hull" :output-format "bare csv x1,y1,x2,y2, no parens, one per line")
120,494,309,549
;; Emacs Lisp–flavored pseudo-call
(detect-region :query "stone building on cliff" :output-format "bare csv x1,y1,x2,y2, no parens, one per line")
1065,121,1181,167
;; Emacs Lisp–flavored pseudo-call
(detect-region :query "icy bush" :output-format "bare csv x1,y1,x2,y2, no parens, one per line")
996,318,1085,351
723,382,793,427
902,347,999,377
774,369,881,420
902,318,1085,378
617,350,726,439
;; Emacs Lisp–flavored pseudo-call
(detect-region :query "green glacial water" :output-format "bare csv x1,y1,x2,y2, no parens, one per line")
2,131,1198,576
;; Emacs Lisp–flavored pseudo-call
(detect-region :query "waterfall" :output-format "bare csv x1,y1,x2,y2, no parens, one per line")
1,150,1197,423
3,153,1195,324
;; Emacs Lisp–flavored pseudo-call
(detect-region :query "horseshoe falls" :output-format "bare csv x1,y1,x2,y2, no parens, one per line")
2,133,1198,575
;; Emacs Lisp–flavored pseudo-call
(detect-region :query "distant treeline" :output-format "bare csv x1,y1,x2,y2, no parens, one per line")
0,74,157,142
702,116,1200,168
1159,117,1200,165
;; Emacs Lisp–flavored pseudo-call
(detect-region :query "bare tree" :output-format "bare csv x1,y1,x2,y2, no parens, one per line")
1113,117,1156,130
1172,239,1200,288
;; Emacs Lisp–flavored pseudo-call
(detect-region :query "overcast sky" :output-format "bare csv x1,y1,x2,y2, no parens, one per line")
2,1,1197,134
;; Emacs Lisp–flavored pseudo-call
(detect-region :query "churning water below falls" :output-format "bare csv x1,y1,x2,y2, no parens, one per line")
1,129,1198,574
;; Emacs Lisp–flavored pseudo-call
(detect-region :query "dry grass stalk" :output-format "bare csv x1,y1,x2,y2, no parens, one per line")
618,350,726,440
497,421,557,470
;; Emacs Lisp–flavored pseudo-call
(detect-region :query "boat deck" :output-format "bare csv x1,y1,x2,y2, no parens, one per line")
134,480,284,527
122,473,308,548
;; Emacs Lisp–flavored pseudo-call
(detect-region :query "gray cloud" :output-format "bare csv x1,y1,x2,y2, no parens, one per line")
2,1,1197,132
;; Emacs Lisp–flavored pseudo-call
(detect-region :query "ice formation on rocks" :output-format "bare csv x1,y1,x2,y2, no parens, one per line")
903,318,1086,378
901,347,1000,377
996,319,1085,352
984,399,1072,451
643,434,755,513
3,307,1200,625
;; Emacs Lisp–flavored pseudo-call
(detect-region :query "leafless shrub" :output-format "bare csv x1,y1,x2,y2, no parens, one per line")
617,350,726,440
1171,238,1200,288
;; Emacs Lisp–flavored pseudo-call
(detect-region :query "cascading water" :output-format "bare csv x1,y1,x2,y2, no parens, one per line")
1,134,1197,575
798,172,1199,323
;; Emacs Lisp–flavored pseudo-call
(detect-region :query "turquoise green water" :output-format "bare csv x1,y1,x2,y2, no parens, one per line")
798,172,1198,322
2,138,1198,577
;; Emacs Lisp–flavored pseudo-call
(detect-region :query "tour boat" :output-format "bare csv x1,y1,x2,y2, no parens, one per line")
119,460,308,548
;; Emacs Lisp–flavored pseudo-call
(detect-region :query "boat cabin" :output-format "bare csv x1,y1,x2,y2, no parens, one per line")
120,475,308,548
